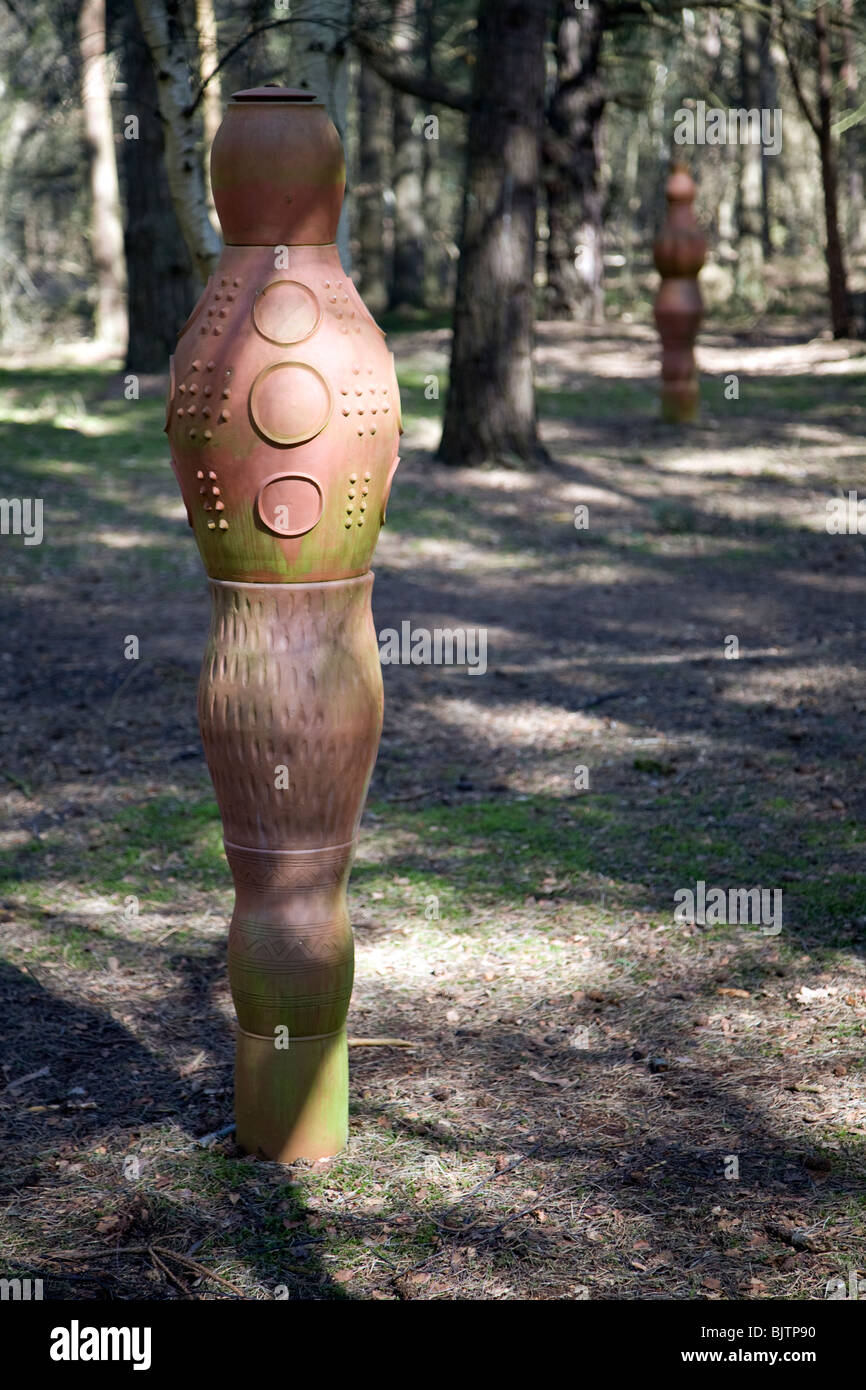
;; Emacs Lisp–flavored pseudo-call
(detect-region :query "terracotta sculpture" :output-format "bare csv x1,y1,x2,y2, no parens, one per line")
165,88,402,1161
653,162,706,423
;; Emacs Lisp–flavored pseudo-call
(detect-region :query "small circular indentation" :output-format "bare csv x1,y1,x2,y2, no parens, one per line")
255,472,324,538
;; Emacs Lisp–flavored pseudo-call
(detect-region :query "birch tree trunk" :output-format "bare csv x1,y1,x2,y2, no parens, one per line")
133,0,221,283
289,0,351,266
78,0,128,351
195,0,222,228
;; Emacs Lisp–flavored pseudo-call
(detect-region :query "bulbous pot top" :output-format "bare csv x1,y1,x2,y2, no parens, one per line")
211,87,345,247
653,162,706,278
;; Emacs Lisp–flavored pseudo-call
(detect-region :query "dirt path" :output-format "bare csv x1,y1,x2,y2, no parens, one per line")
0,322,864,1300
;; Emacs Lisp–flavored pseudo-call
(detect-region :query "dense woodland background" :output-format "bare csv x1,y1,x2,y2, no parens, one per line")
6,0,866,454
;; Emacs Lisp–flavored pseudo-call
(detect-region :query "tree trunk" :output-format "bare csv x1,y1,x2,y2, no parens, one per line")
437,0,551,468
734,9,766,309
288,0,351,267
120,3,199,372
133,0,221,282
815,2,849,337
840,0,865,251
544,0,605,323
78,0,128,351
195,0,222,228
390,0,425,310
757,11,775,257
419,0,445,306
356,60,390,316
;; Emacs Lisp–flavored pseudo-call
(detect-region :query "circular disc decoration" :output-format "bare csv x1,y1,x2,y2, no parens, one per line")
249,361,332,446
255,472,323,538
253,280,322,346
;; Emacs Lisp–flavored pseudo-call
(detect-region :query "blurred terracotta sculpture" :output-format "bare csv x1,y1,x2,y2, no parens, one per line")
165,88,402,1161
653,162,705,423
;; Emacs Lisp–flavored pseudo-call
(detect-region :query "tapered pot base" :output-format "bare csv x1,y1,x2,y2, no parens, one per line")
234,1027,349,1162
661,384,699,423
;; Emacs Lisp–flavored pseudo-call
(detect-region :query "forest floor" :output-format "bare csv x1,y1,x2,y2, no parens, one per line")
0,316,864,1301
